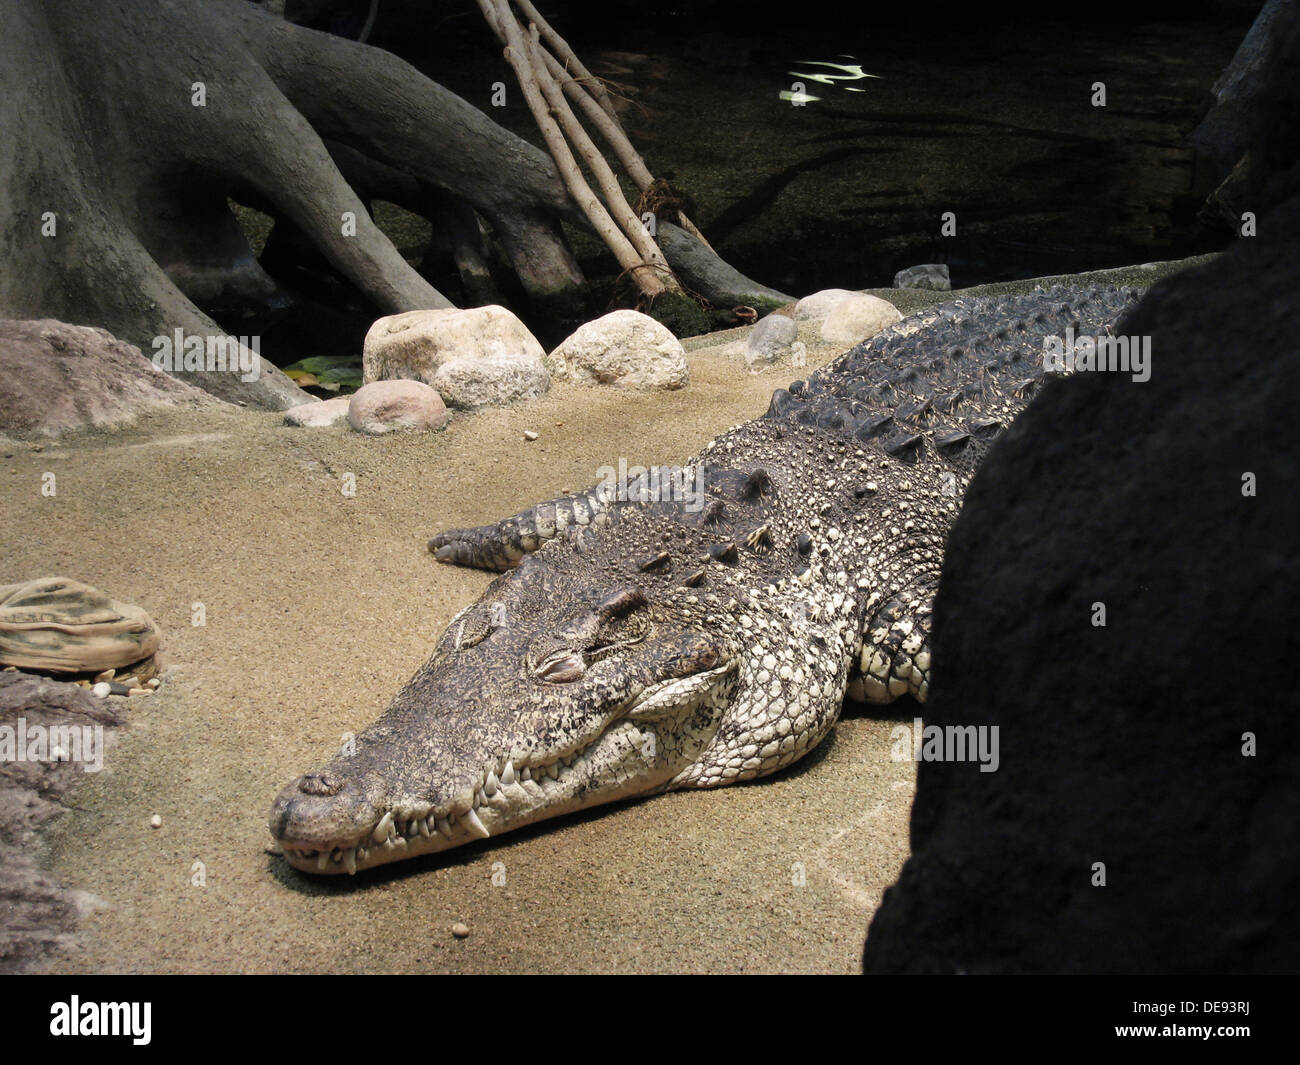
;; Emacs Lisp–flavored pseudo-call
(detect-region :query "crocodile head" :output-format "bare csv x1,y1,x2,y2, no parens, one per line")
269,509,767,875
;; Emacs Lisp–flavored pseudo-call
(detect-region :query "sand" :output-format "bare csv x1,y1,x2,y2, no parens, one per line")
5,261,1201,973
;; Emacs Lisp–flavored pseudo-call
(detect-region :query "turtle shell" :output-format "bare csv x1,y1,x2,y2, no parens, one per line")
0,577,160,674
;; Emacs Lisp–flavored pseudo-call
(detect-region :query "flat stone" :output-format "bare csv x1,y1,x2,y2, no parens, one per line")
283,396,351,427
347,380,449,435
0,320,212,437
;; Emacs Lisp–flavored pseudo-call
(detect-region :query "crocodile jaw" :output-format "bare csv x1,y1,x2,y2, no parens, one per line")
272,663,738,875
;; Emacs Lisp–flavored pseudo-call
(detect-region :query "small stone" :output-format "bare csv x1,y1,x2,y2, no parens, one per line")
146,677,161,689
150,815,162,829
128,687,151,696
523,430,539,441
92,682,111,698
116,674,138,688
108,682,130,696
93,668,115,683
451,921,470,938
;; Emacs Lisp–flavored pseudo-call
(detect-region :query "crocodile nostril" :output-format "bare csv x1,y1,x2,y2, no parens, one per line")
298,773,341,797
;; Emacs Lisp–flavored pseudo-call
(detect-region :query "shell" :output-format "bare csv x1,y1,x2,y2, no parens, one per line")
0,577,160,674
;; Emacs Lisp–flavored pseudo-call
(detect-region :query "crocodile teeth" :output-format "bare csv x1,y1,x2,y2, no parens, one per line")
485,771,499,797
462,808,490,839
418,817,432,838
501,761,516,787
372,811,394,844
519,765,531,782
344,848,357,875
317,851,331,872
436,818,453,838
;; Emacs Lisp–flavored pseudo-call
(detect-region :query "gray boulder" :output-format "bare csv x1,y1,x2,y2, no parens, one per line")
892,264,951,291
744,313,798,369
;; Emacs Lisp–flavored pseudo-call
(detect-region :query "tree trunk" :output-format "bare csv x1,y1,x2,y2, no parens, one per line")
0,0,789,409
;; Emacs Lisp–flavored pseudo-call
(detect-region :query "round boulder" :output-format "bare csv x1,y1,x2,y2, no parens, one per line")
820,294,903,345
362,306,546,387
432,354,551,412
792,288,859,321
548,310,688,390
347,380,448,435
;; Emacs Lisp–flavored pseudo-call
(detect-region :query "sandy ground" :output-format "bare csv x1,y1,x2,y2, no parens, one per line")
4,262,1201,973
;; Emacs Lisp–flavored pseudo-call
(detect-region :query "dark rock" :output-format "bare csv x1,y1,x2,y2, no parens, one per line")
0,671,125,973
862,195,1300,974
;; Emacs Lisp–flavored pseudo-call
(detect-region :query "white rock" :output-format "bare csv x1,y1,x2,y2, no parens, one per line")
548,310,688,390
363,306,546,386
283,396,351,427
793,288,859,321
432,354,550,411
150,815,162,828
745,314,798,368
820,294,903,345
92,682,111,698
347,380,449,435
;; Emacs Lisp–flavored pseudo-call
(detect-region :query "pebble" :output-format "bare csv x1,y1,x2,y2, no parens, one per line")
523,430,539,441
128,687,152,697
150,815,162,828
108,682,130,696
451,921,470,939
146,678,161,689
92,682,111,698
93,668,116,683
117,674,138,688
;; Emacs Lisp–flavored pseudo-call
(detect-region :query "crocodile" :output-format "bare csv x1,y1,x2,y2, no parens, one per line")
269,285,1140,874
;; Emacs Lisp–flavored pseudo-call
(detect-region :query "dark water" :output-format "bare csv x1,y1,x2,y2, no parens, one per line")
239,5,1255,361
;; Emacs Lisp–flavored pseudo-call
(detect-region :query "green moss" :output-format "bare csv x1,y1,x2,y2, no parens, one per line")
648,290,712,338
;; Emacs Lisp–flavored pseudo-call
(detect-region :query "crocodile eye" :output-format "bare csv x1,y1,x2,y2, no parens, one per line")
445,603,507,652
535,649,585,683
